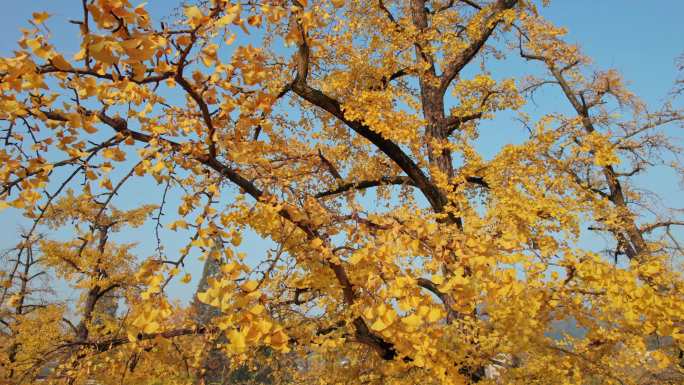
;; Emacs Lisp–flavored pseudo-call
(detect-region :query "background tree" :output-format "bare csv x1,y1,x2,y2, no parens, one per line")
0,1,683,384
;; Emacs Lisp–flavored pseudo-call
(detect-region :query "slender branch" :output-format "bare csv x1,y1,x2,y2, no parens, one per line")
378,0,400,26
640,221,684,235
38,66,174,85
317,149,343,181
66,326,215,353
316,176,414,198
445,112,483,135
371,68,410,91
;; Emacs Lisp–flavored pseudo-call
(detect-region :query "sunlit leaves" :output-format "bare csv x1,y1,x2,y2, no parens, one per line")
0,0,682,384
184,6,204,29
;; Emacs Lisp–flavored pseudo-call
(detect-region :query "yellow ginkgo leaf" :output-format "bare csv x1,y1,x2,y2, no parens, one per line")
256,319,272,334
431,274,444,285
148,274,163,287
220,262,238,274
249,304,265,315
197,291,211,304
181,273,192,284
427,308,442,323
90,41,118,64
310,237,323,248
348,252,363,265
216,13,237,27
151,161,165,173
50,54,72,70
370,319,388,332
241,280,258,292
142,321,160,334
270,328,288,347
228,329,247,351
100,178,113,190
217,318,232,331
184,6,203,28
402,314,422,327
32,12,50,24
128,331,139,343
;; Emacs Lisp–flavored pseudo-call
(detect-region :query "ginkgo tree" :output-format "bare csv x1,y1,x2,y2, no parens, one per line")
1,0,683,384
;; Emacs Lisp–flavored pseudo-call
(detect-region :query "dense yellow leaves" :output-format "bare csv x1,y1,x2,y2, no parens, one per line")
584,131,621,166
0,1,682,385
195,269,291,354
90,38,119,64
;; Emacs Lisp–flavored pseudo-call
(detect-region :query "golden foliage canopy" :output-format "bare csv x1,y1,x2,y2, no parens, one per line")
0,1,683,384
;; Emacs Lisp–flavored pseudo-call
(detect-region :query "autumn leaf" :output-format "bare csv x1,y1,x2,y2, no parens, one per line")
370,319,389,332
227,329,247,351
241,280,258,292
32,12,50,24
143,321,160,334
184,6,204,28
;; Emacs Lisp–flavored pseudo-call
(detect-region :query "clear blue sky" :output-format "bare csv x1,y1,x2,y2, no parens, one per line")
1,1,682,305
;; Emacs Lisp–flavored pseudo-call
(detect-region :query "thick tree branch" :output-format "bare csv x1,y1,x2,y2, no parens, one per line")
371,68,410,91
445,112,483,135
